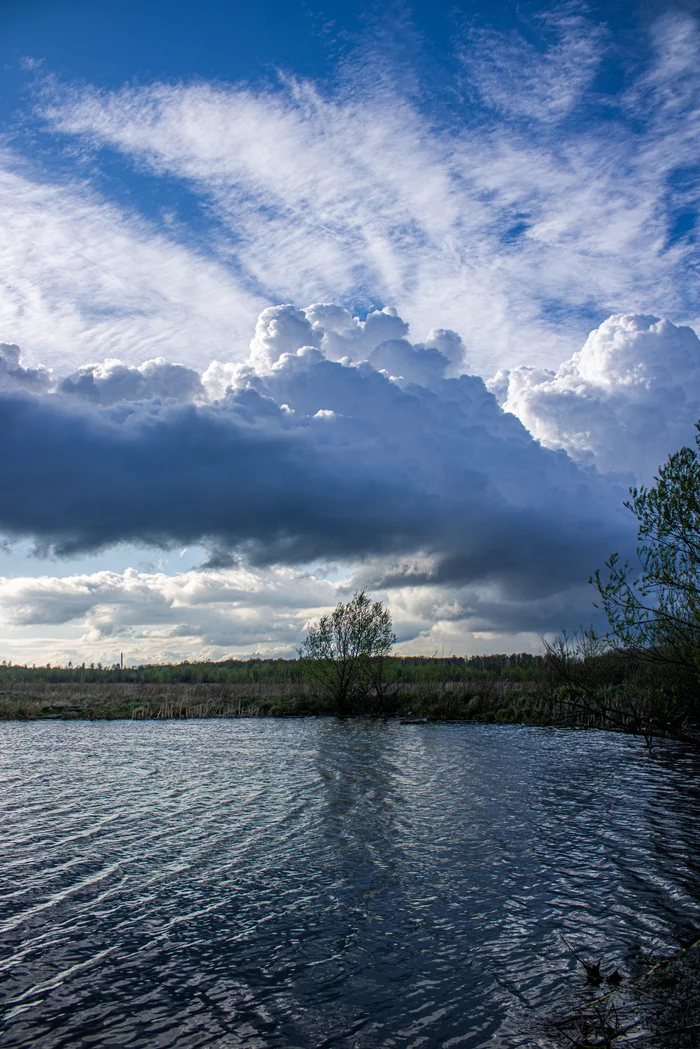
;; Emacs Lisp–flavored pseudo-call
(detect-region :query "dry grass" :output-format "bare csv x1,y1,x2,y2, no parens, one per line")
0,681,326,720
548,940,700,1048
0,677,648,729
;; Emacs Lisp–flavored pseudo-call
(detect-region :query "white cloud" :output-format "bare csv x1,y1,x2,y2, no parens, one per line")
0,303,627,573
0,300,637,662
0,342,52,393
58,356,204,404
0,154,264,372
492,314,700,480
248,303,321,372
6,300,699,661
627,12,700,128
460,10,605,123
0,561,600,667
32,19,699,377
0,564,341,665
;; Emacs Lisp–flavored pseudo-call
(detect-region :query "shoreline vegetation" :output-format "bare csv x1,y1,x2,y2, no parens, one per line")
548,937,700,1049
0,653,561,724
0,650,695,749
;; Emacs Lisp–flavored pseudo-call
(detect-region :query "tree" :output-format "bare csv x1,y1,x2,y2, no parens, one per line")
593,424,700,736
299,590,397,715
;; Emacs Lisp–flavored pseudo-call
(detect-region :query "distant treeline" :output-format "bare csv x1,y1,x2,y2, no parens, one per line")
0,652,547,686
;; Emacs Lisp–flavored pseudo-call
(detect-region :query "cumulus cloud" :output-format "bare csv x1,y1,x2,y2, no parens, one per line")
0,563,342,664
204,306,460,396
307,305,411,363
58,356,204,404
0,554,611,667
0,305,630,619
492,314,700,480
0,342,52,394
7,302,699,662
249,304,321,372
368,339,450,388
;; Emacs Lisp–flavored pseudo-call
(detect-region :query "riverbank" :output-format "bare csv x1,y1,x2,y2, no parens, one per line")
550,938,700,1048
1,652,696,744
0,679,593,726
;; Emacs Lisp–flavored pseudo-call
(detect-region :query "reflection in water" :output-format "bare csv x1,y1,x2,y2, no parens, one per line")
315,719,405,893
0,720,698,1048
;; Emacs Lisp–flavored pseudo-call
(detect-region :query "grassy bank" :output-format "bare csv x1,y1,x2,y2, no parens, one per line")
0,652,697,743
0,675,638,726
0,653,552,722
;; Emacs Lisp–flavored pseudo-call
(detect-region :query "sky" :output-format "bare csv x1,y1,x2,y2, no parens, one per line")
0,0,699,665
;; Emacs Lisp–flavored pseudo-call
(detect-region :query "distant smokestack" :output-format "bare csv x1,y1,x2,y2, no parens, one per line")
120,652,124,670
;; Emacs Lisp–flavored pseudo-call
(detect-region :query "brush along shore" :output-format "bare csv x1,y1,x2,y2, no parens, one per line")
548,938,700,1048
0,677,659,728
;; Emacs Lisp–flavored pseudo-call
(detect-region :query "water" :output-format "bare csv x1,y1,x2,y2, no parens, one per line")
1,720,699,1048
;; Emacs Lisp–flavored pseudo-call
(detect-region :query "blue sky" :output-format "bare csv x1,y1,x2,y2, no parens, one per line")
0,0,699,664
2,0,698,371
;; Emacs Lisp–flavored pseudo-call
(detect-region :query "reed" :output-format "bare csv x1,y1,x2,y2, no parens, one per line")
0,676,650,729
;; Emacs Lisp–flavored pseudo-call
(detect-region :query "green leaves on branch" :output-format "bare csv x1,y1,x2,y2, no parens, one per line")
594,434,700,670
299,589,397,715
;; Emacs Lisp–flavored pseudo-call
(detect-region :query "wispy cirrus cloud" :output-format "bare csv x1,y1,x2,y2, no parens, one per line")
0,153,264,372
459,8,607,123
20,9,696,375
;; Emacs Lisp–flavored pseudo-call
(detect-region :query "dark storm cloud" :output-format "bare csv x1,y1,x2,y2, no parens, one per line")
0,315,632,600
0,388,439,560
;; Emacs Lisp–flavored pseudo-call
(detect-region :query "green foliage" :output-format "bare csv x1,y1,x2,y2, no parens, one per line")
298,590,397,715
0,657,304,686
594,438,700,664
592,425,700,736
0,652,548,688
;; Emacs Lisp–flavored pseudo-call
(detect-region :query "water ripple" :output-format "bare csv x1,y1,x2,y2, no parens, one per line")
0,721,699,1047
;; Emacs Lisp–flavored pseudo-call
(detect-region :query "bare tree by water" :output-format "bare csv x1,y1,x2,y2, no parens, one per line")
299,590,397,715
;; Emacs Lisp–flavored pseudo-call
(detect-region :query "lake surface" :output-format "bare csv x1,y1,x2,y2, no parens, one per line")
1,721,699,1048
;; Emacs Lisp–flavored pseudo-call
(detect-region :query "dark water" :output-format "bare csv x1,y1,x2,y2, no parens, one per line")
1,721,699,1049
